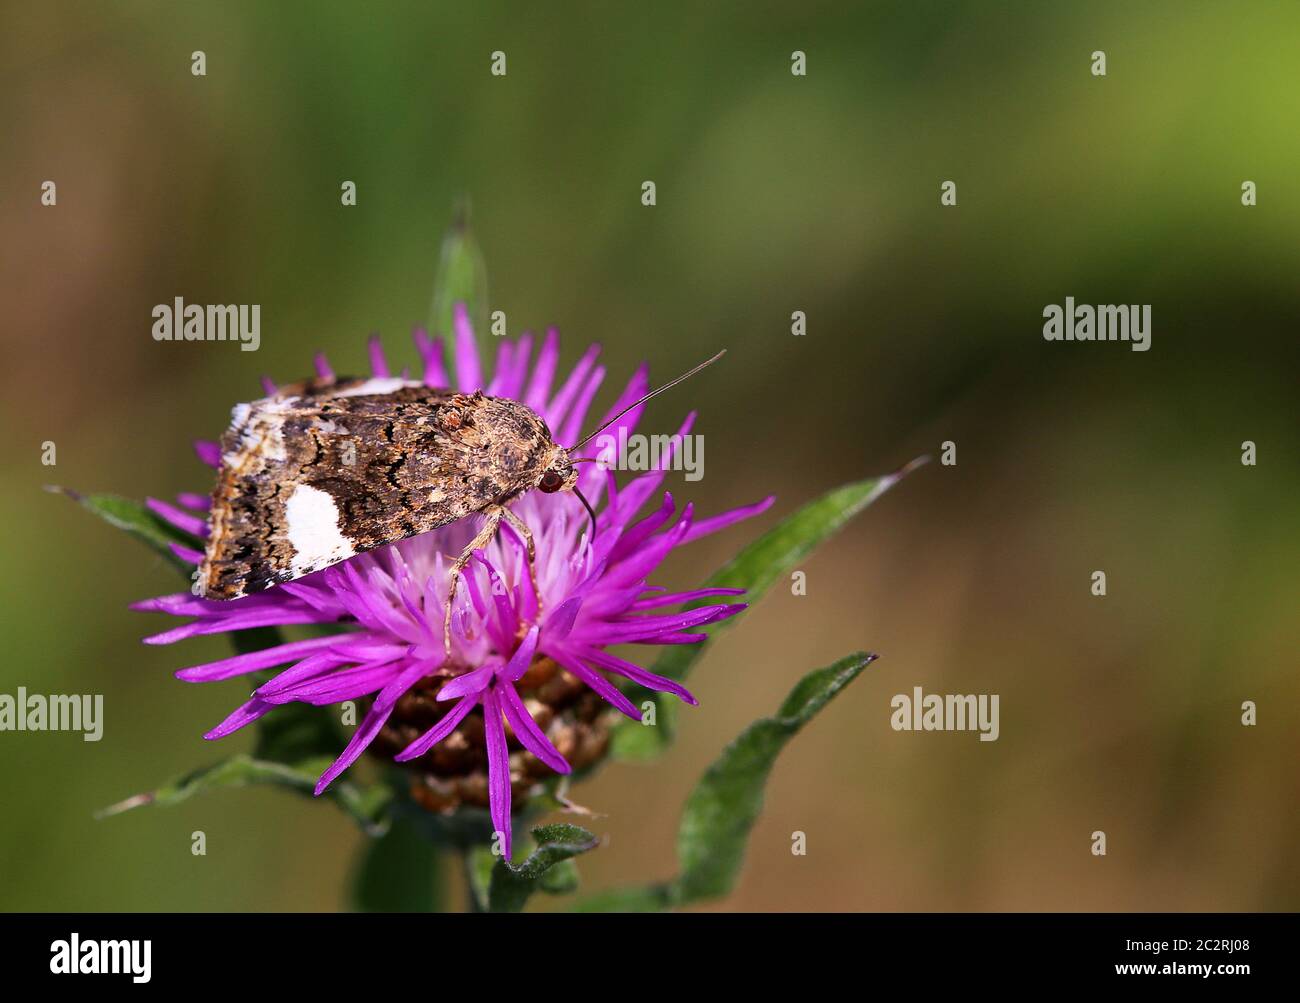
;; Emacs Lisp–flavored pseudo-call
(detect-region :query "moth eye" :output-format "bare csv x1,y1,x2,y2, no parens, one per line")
539,470,563,493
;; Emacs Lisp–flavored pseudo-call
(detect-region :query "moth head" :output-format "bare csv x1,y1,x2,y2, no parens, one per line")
536,447,577,494
537,447,600,540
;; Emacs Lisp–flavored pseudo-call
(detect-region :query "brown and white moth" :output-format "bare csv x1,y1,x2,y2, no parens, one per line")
197,351,724,650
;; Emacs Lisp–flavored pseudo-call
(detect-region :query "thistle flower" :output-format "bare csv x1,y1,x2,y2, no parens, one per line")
134,309,773,858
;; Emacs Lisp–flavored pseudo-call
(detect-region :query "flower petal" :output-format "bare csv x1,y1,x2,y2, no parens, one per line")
558,364,605,448
546,343,600,431
542,597,582,645
194,440,222,468
396,692,479,762
146,497,207,538
203,697,275,740
503,626,540,682
680,495,776,545
578,645,698,705
368,333,390,377
313,660,437,795
499,680,570,774
631,587,747,610
175,635,341,682
482,687,513,858
168,542,204,565
413,327,448,387
437,662,495,701
453,303,483,391
546,645,640,720
524,328,560,410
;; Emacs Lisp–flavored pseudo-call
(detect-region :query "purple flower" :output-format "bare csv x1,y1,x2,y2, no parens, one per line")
134,308,773,858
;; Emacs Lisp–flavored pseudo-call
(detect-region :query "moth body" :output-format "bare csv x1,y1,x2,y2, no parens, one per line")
198,377,574,601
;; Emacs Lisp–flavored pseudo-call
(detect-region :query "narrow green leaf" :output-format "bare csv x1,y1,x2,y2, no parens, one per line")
611,460,922,761
672,651,877,904
429,199,489,353
487,823,599,913
95,753,392,835
579,650,876,911
49,486,198,575
349,813,446,912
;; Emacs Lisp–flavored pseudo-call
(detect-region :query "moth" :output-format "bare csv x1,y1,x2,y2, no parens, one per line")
197,350,724,651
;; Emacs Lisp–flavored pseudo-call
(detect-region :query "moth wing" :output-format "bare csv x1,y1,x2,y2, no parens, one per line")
199,384,504,599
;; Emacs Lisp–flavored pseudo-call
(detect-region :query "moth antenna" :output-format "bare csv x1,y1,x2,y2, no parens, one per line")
572,349,726,452
573,485,599,541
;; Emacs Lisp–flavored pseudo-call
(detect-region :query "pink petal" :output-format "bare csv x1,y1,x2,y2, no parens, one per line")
204,697,274,740
175,634,341,682
482,687,513,859
499,681,569,774
368,333,390,377
524,329,560,410
413,328,449,387
502,626,540,682
146,498,207,538
395,693,479,761
680,495,776,545
546,343,600,430
313,660,436,795
558,364,606,447
437,662,495,701
453,303,482,391
193,440,222,468
168,542,204,565
579,646,697,705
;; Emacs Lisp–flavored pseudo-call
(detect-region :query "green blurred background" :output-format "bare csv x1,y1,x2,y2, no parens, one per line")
2,0,1296,911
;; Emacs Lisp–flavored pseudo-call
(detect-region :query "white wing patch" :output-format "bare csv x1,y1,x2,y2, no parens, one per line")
284,483,356,576
333,377,419,397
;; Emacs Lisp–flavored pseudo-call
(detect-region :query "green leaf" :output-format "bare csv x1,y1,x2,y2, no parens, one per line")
673,650,876,903
48,486,198,576
429,198,489,354
611,461,922,761
487,823,599,913
95,753,392,835
578,650,876,911
349,813,446,912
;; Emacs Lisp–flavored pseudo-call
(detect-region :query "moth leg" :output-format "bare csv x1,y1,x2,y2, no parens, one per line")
444,507,505,655
498,505,542,618
498,505,536,563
